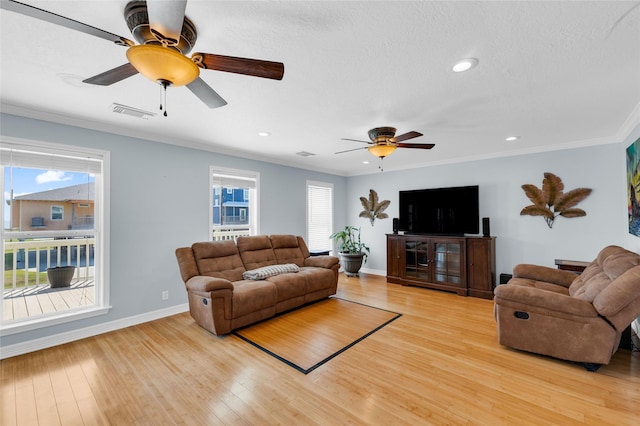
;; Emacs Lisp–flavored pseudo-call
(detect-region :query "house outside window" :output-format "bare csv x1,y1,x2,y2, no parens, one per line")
51,205,63,221
210,167,259,241
1,138,110,335
307,181,333,253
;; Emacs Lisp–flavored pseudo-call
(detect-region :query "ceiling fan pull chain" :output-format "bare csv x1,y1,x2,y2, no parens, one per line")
159,80,169,117
379,157,384,172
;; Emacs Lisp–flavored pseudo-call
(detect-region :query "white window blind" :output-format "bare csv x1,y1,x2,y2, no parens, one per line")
211,170,257,189
307,181,333,252
1,142,102,174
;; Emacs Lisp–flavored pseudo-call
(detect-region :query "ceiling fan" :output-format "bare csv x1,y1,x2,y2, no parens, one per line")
1,0,284,115
336,127,435,170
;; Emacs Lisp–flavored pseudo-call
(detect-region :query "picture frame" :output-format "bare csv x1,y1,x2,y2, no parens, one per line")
626,137,640,236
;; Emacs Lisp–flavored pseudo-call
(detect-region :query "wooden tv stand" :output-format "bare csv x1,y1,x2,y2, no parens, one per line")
386,234,496,299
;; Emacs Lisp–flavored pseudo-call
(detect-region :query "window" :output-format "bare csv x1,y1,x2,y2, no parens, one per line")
210,167,258,241
307,181,333,252
51,205,63,221
1,138,110,334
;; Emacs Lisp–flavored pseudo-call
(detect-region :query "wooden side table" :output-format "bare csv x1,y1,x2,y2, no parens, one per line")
554,259,590,274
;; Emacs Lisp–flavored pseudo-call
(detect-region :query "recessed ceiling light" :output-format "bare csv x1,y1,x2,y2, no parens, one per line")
452,58,479,73
505,136,520,142
258,132,270,137
362,160,370,164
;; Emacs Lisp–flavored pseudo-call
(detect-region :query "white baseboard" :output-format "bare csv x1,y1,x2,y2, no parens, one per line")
359,267,385,276
1,303,189,359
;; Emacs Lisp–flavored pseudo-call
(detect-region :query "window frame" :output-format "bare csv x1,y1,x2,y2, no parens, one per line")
210,166,259,240
306,180,334,253
0,136,111,336
50,205,64,221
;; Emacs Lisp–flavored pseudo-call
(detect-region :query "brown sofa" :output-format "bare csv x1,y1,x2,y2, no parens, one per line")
175,235,340,335
494,245,640,370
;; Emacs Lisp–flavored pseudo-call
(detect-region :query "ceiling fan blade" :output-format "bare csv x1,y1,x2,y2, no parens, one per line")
83,63,139,86
146,0,186,44
392,131,423,143
340,138,371,144
194,53,284,80
396,143,435,150
186,77,228,109
335,147,368,155
1,0,133,46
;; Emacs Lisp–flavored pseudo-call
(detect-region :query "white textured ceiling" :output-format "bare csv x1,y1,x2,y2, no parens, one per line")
1,1,639,176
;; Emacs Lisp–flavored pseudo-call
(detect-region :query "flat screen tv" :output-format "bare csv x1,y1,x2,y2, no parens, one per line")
398,185,479,235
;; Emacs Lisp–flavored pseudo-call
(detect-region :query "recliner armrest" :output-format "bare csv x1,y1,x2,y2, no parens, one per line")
495,284,598,318
513,264,577,288
304,255,340,269
186,276,234,293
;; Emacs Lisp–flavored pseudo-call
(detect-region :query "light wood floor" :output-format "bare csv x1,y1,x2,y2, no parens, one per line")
3,280,94,321
1,273,638,425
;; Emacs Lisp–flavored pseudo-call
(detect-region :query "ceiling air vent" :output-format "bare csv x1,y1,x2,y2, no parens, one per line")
296,151,316,157
111,103,155,120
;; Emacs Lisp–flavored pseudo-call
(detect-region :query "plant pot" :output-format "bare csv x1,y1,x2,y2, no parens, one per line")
47,266,76,288
339,252,365,277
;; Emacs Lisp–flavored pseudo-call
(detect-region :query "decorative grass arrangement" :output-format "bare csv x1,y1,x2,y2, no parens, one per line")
520,172,592,228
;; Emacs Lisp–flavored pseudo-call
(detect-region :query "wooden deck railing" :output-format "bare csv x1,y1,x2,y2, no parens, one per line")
3,238,95,289
211,226,252,241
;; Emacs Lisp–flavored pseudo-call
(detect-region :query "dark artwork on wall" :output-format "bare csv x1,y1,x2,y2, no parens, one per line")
626,137,640,236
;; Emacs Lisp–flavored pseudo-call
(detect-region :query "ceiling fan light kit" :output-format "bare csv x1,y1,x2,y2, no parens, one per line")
126,44,199,87
368,144,397,158
1,0,284,115
337,126,434,171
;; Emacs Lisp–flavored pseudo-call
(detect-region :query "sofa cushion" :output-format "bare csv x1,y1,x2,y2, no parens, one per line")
243,263,300,280
237,235,278,270
231,280,277,318
192,241,245,282
270,234,307,267
508,278,570,295
602,251,640,280
569,246,640,302
299,267,337,292
265,271,307,302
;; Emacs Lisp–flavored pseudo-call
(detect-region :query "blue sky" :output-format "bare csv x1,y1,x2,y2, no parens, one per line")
3,167,95,229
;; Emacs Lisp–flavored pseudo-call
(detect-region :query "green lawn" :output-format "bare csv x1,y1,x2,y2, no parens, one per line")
3,269,48,290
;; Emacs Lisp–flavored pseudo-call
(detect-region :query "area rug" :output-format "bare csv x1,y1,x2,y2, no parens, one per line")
233,297,401,374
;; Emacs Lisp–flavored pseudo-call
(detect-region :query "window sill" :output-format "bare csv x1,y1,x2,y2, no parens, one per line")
0,306,111,336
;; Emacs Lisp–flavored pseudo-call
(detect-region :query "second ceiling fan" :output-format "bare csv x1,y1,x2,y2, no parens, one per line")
337,127,435,170
1,0,285,115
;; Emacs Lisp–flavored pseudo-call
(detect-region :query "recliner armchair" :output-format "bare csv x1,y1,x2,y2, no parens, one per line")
494,245,640,370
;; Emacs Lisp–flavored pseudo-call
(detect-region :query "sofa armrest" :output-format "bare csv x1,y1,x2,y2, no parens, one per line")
495,284,598,318
513,264,577,288
185,276,234,293
304,255,340,269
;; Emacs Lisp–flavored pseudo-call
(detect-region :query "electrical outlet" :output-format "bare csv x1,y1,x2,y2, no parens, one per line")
162,291,169,300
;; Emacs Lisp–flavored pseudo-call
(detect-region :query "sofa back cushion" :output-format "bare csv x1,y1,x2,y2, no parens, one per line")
270,235,306,267
569,246,640,302
192,241,245,282
237,235,278,270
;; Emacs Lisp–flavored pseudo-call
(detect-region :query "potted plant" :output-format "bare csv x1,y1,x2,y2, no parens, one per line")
47,265,76,288
329,225,370,276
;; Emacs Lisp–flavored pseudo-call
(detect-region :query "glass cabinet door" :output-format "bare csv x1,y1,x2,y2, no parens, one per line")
405,240,430,280
433,242,462,285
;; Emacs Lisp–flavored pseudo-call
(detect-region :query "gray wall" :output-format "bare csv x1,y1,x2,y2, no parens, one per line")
348,125,639,278
2,112,639,351
0,113,347,348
